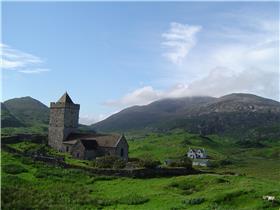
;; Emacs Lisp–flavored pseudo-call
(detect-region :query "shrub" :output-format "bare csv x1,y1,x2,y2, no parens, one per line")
93,156,126,169
139,158,161,169
168,157,192,169
118,194,149,205
128,157,141,162
219,159,233,166
183,197,205,205
113,159,126,169
169,181,197,194
2,164,28,175
209,158,232,168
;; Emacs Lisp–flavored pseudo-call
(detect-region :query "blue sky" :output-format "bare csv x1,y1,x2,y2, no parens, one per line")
1,2,279,124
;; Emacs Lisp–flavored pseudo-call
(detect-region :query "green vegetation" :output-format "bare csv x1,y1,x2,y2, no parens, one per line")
2,151,280,210
1,103,24,128
91,156,126,169
3,96,49,126
2,128,280,209
128,130,280,180
1,125,48,137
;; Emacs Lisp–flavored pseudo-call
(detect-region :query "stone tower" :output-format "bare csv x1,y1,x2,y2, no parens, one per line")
48,92,80,151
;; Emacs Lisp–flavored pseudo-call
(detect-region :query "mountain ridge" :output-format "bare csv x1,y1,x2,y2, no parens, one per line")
92,93,280,136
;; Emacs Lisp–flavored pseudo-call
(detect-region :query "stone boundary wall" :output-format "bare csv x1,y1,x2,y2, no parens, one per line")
1,134,47,145
2,144,200,178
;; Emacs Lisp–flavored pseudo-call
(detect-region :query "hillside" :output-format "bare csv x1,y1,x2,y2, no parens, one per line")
1,103,24,128
92,93,280,138
4,97,50,126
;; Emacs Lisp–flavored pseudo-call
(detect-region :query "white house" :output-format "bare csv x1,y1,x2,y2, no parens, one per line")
187,148,207,159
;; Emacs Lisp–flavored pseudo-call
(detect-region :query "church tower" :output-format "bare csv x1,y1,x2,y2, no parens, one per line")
48,92,80,151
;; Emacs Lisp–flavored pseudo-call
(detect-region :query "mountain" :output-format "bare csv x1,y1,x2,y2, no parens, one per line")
2,96,94,133
3,96,50,126
92,93,280,137
1,103,24,128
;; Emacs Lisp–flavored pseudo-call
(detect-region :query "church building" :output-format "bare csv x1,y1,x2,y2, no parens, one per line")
48,92,128,160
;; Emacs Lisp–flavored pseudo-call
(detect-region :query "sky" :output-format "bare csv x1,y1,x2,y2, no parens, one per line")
1,2,279,124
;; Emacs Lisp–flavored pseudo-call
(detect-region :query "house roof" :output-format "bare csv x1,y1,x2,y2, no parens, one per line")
80,139,98,150
64,132,123,148
57,92,74,104
189,148,204,153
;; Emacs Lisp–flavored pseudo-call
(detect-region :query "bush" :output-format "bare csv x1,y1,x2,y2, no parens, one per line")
93,156,126,169
183,197,205,205
118,194,149,205
2,164,28,175
128,157,141,162
113,159,126,169
219,159,233,166
168,157,192,169
139,158,161,169
209,158,232,168
170,181,197,193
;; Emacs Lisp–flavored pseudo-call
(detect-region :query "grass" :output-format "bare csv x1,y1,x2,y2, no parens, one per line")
2,150,280,210
2,129,280,209
128,129,280,180
1,124,48,137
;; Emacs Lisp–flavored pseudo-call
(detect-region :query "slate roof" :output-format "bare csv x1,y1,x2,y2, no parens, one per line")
80,139,98,150
64,133,123,148
57,92,74,104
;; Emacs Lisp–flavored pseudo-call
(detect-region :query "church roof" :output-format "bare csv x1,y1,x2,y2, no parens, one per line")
57,92,74,104
80,139,98,150
65,133,124,148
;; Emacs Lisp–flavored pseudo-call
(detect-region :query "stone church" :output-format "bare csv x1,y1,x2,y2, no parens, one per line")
48,92,128,160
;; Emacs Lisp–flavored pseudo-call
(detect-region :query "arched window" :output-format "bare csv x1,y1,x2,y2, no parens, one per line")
120,148,124,157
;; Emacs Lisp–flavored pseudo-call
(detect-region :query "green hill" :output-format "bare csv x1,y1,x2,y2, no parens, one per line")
1,103,24,128
4,96,50,126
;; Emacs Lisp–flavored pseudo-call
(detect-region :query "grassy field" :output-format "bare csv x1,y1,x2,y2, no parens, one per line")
2,151,280,210
128,130,280,180
2,129,280,209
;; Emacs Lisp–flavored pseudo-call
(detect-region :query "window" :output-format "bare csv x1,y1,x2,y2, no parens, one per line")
66,146,69,152
76,153,79,158
120,148,124,157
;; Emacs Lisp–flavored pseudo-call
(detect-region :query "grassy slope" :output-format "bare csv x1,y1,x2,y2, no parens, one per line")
127,130,280,180
2,129,280,209
2,151,280,210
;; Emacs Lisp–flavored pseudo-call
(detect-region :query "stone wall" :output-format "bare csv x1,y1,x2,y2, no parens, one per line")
48,101,80,151
1,134,47,145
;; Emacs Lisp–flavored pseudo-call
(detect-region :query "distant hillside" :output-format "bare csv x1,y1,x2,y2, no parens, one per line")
1,96,94,134
92,93,280,138
1,103,24,128
4,97,49,126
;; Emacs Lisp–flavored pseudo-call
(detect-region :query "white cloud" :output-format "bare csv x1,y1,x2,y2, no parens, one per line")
18,68,50,74
102,14,278,118
104,67,279,109
79,112,117,125
162,22,202,65
104,86,161,108
0,43,50,74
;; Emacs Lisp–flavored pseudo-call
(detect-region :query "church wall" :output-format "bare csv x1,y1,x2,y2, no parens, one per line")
115,137,129,161
48,99,80,152
71,141,85,159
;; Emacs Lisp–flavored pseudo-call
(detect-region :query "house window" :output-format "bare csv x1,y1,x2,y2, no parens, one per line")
66,146,69,152
120,148,124,157
76,153,79,158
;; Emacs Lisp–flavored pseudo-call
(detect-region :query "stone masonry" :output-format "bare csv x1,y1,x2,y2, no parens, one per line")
48,92,80,151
